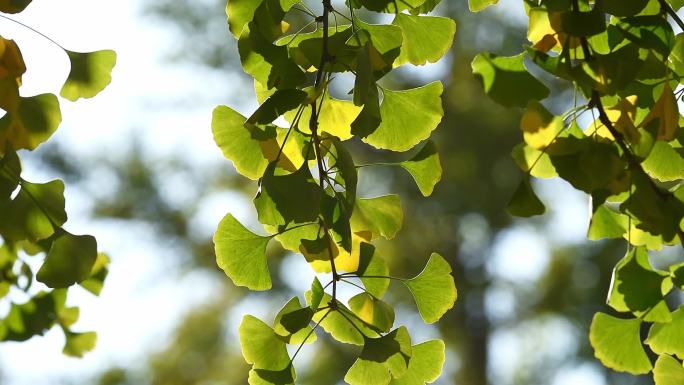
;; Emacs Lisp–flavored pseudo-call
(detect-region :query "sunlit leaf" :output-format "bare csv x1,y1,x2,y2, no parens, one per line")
640,84,678,141
520,100,564,150
60,50,116,101
273,297,316,345
0,179,66,242
405,253,456,324
390,340,445,385
254,164,322,226
79,253,110,296
1,290,66,342
399,140,442,197
653,355,684,385
647,307,684,359
363,82,444,152
36,231,98,288
349,293,395,333
345,327,412,385
213,214,272,291
589,312,653,374
469,0,499,12
393,14,456,66
356,242,390,298
63,331,97,358
0,94,61,151
239,315,295,385
642,141,684,182
351,195,403,240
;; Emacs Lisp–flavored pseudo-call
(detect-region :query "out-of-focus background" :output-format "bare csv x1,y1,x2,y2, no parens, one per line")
0,1,660,384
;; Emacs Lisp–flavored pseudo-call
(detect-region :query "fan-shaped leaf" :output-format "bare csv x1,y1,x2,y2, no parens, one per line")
507,176,546,218
363,82,443,152
356,243,390,298
60,50,116,101
0,94,61,151
239,315,295,385
63,331,97,358
351,196,403,240
345,327,413,385
399,140,442,197
36,232,98,288
653,355,684,385
273,297,316,345
390,340,445,385
349,293,395,333
393,14,456,66
647,307,684,359
213,214,272,291
405,253,456,324
589,312,653,374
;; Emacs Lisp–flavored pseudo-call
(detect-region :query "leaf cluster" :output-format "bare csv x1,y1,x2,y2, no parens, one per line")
214,0,457,383
0,2,115,357
472,0,684,382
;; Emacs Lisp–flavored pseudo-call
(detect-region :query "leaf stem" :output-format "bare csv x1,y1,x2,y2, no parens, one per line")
289,308,331,364
0,14,66,51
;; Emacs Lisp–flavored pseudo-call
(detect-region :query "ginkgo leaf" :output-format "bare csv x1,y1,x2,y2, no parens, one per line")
390,340,446,385
36,232,98,288
653,355,684,385
604,0,649,16
589,313,653,375
345,327,412,385
79,253,110,296
588,205,628,241
63,331,97,358
640,84,678,141
60,50,116,101
248,89,307,125
226,0,263,38
469,0,499,12
392,14,456,66
399,140,442,197
647,307,684,360
239,315,295,385
351,196,403,240
306,292,372,346
0,94,61,151
1,290,66,342
356,243,390,298
642,141,684,182
472,52,549,108
213,214,272,291
607,247,672,321
668,34,684,76
0,147,21,200
363,82,444,152
507,176,546,218
520,100,564,150
310,277,324,311
349,293,395,333
405,253,456,324
0,179,67,242
212,105,272,180
273,297,316,345
0,0,32,13
284,91,362,141
254,164,322,226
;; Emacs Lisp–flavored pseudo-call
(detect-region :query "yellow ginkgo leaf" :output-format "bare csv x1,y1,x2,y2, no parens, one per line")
640,84,679,141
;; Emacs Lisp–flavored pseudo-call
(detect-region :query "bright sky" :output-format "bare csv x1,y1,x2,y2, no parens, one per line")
0,1,606,385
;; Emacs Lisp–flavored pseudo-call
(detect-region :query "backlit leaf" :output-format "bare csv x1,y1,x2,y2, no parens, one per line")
647,307,684,359
213,214,272,291
589,312,653,374
273,297,316,345
363,82,444,152
239,315,295,385
349,293,395,333
345,327,413,385
351,196,403,240
36,231,98,288
405,253,456,324
399,140,442,197
653,355,684,385
60,50,116,101
469,0,499,12
390,340,446,385
356,242,390,298
507,176,546,218
393,14,456,66
0,94,61,151
63,331,97,358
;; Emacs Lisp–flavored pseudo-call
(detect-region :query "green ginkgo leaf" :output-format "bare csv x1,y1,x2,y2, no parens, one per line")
0,0,32,13
248,89,307,125
79,253,110,296
469,0,499,12
647,307,684,359
399,140,442,197
351,196,403,240
310,277,324,311
653,355,684,385
0,94,61,152
356,242,390,298
472,52,549,108
1,290,66,342
345,327,412,385
588,205,628,241
607,247,672,321
363,82,443,152
60,50,116,101
226,0,263,38
390,340,446,385
349,293,395,333
0,179,67,242
0,147,21,200
393,14,456,66
306,292,372,346
213,214,272,291
254,164,322,226
405,253,456,324
239,315,295,385
273,297,316,345
36,231,98,288
589,312,653,374
506,176,546,218
63,331,97,358
642,141,684,182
